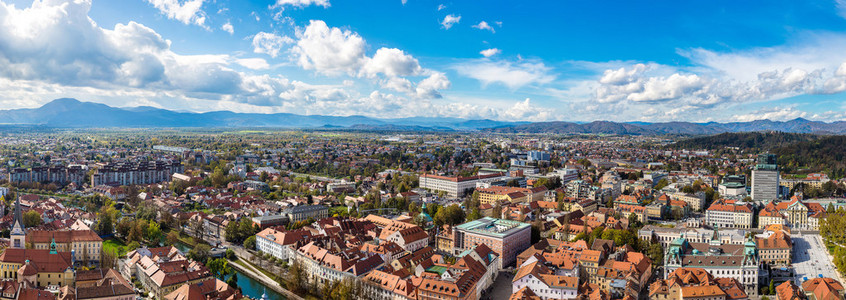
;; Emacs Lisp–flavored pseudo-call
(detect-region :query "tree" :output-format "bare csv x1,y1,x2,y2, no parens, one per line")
206,258,231,277
22,210,42,227
147,222,162,243
166,231,180,245
434,204,465,227
647,242,664,266
225,273,239,291
286,260,308,293
225,249,236,260
188,244,211,262
243,236,257,250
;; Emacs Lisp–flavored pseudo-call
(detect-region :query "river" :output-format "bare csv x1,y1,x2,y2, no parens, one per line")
174,242,286,300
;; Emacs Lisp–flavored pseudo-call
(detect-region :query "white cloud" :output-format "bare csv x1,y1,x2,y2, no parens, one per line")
221,22,233,34
235,58,270,70
501,98,554,121
415,72,450,98
441,14,460,29
273,0,330,8
145,0,207,28
251,32,293,58
361,48,422,78
731,106,808,122
437,4,446,11
453,59,555,89
480,48,501,57
292,20,366,75
472,21,494,33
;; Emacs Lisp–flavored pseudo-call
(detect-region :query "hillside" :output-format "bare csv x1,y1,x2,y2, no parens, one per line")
666,132,820,150
774,135,846,178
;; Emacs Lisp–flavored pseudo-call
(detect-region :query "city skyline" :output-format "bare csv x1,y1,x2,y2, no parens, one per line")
2,0,846,122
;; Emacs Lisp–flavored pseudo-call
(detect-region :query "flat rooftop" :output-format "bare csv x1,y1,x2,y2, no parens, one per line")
454,217,530,238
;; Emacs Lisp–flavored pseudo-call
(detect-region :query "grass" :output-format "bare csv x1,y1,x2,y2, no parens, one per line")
103,238,128,257
329,206,350,216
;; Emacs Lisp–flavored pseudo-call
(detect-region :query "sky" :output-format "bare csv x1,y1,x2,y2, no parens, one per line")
1,0,846,122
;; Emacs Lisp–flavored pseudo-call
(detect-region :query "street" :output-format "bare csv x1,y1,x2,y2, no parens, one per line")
791,233,842,285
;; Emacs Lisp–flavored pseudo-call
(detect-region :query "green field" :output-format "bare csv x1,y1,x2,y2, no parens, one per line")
103,238,128,257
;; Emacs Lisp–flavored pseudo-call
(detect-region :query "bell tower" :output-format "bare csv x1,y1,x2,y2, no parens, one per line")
10,197,25,249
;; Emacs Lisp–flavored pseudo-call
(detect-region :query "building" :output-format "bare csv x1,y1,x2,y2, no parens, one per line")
669,192,707,212
90,160,183,186
649,267,748,300
512,259,579,300
453,217,531,268
0,241,75,288
758,204,785,229
8,164,88,186
26,229,103,267
476,186,547,205
255,228,311,261
705,200,753,229
419,173,507,198
527,151,551,162
59,268,135,300
719,176,748,198
751,154,779,203
780,173,830,191
164,278,241,300
251,214,288,229
756,231,791,266
774,280,805,300
801,278,844,300
283,205,328,223
638,225,748,249
664,230,760,297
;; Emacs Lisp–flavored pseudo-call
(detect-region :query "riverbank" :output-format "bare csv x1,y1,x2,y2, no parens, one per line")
229,257,303,300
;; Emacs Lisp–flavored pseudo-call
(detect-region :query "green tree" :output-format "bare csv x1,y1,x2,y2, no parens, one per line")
243,236,257,250
22,210,42,227
147,222,162,242
188,244,211,262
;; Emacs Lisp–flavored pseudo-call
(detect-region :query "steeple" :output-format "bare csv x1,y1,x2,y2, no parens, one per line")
49,237,57,254
13,196,22,229
10,197,25,249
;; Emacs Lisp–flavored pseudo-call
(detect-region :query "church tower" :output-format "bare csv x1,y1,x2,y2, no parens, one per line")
10,197,25,249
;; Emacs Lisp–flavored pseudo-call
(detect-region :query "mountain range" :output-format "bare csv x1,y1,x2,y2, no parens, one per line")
1,98,845,135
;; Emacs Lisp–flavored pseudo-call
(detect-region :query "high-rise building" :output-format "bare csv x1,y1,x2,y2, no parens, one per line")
751,154,779,203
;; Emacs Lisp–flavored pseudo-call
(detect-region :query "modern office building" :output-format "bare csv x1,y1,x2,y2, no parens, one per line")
751,154,779,203
452,217,531,268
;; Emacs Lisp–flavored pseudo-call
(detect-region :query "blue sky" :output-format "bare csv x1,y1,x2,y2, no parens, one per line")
1,0,846,122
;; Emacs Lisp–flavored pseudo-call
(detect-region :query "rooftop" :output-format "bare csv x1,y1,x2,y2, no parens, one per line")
454,217,530,238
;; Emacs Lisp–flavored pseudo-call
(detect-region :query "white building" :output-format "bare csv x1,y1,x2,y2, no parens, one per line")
512,256,579,300
705,201,753,229
419,173,506,198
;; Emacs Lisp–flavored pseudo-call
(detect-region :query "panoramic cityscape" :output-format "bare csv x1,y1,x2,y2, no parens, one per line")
1,1,846,300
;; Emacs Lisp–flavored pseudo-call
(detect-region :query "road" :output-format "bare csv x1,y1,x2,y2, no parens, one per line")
792,233,843,285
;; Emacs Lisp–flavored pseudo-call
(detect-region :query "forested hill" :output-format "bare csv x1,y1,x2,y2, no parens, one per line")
774,135,846,178
666,132,820,150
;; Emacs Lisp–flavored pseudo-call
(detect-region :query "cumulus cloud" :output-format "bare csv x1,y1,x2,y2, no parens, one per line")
292,20,366,75
146,0,207,28
453,59,555,89
437,4,446,11
291,20,450,99
480,48,501,57
731,106,808,122
361,48,422,78
252,32,293,58
501,98,554,121
472,21,494,33
441,14,460,29
221,22,233,34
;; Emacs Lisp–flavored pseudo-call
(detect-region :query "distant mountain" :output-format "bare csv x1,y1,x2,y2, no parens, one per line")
484,118,846,135
2,98,846,134
0,98,517,130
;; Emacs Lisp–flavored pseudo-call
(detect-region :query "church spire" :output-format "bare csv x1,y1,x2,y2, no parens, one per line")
13,196,22,229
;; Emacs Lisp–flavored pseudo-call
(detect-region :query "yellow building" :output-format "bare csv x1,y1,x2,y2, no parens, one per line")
27,229,103,267
0,240,75,288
